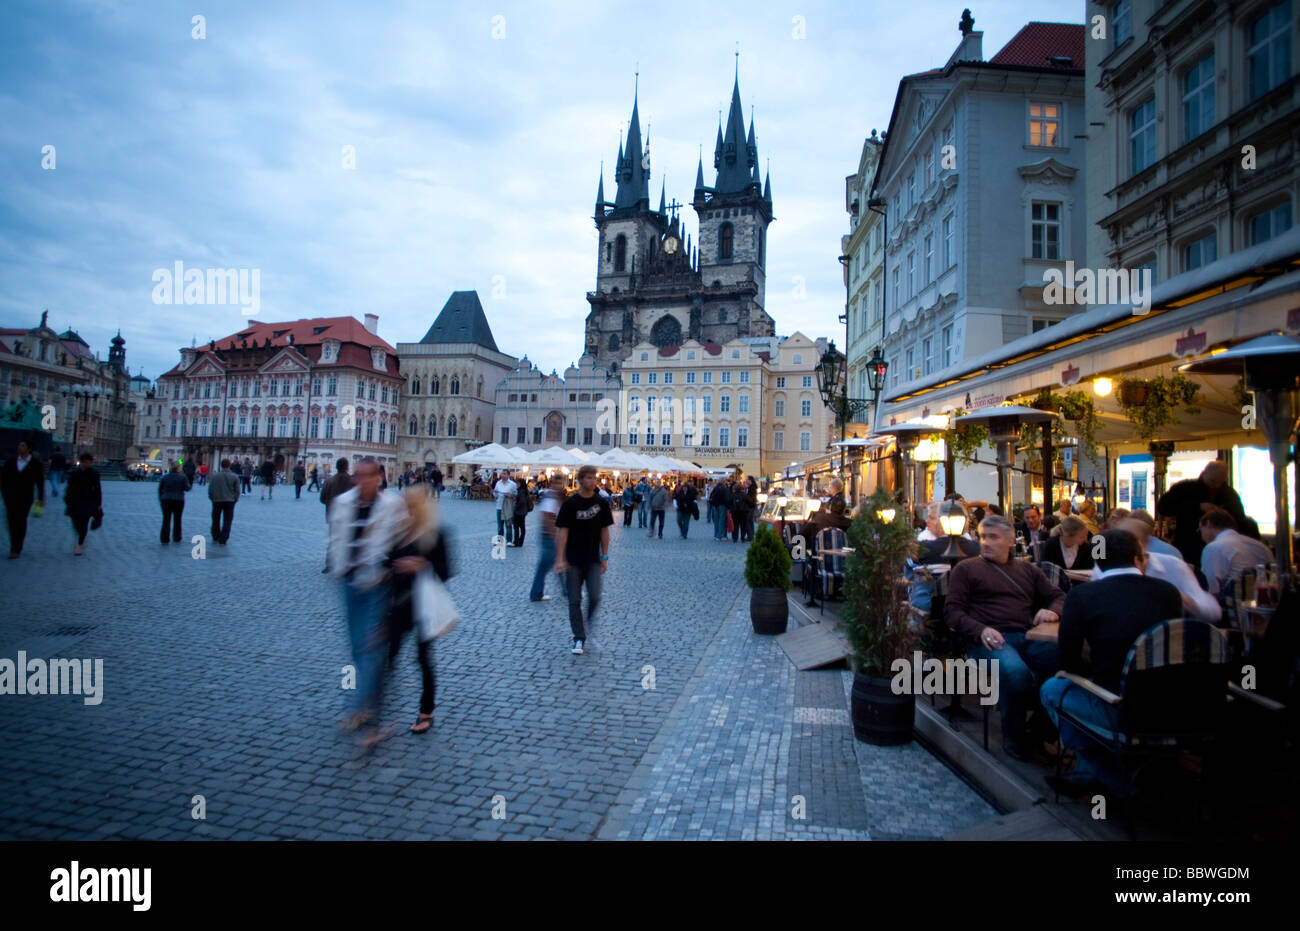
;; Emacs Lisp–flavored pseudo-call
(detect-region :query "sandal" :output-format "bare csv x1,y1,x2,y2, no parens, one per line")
410,713,433,734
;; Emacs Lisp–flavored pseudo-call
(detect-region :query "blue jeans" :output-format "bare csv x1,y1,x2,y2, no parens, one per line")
343,581,390,716
649,510,665,537
1040,677,1123,789
713,508,728,539
967,631,1060,747
677,508,692,538
496,508,514,543
637,498,648,527
530,534,555,600
565,562,603,640
48,470,63,497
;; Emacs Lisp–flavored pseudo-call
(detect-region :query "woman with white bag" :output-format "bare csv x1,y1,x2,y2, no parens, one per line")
386,486,458,734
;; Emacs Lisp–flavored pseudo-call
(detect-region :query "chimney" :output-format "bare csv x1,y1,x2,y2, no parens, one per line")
946,9,983,67
364,313,379,335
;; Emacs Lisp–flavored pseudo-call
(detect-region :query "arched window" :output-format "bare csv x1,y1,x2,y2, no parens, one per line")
431,375,440,394
614,234,627,272
450,376,460,395
428,416,436,436
609,334,620,351
476,376,483,398
475,417,482,439
411,376,420,395
719,223,734,260
650,315,682,348
409,416,417,435
447,415,457,437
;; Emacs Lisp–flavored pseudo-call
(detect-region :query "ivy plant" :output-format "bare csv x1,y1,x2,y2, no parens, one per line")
1117,374,1202,442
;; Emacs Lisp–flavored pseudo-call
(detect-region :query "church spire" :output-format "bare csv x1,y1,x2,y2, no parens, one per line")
613,81,650,211
595,163,606,218
658,178,666,214
714,66,755,194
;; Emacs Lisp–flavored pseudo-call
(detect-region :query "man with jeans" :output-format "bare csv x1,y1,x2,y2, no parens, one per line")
946,514,1065,761
494,471,517,544
47,447,68,498
208,458,241,545
554,464,612,655
530,473,566,603
327,457,404,746
1040,529,1183,795
673,479,697,539
635,476,650,528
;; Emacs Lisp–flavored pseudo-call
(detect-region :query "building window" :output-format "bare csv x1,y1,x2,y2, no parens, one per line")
534,427,543,444
683,426,695,446
324,416,334,439
513,427,523,444
799,431,811,452
923,234,933,283
365,420,373,442
1031,202,1061,259
1032,318,1057,334
431,376,440,394
923,148,934,187
1129,98,1156,176
719,394,731,413
774,430,783,451
718,427,730,447
702,371,713,384
411,376,420,395
627,429,638,445
1183,231,1217,271
702,395,712,414
905,347,915,380
739,370,750,384
630,373,641,385
450,377,460,395
685,371,696,384
355,380,364,398
737,427,749,448
942,325,953,368
447,416,457,437
738,394,749,414
1113,0,1131,46
1182,52,1215,142
1249,201,1293,245
892,267,900,308
647,372,658,385
327,377,337,395
801,375,812,388
237,416,247,436
563,427,574,445
1029,102,1060,147
662,372,673,385
501,426,509,443
270,418,278,438
942,213,954,269
922,337,933,376
292,417,301,438
801,399,812,417
719,223,733,260
906,252,915,298
380,385,388,404
775,376,786,389
720,371,732,384
699,427,710,447
583,427,593,445
377,423,385,444
908,170,916,210
311,416,320,438
1249,1,1292,101
774,399,785,417
614,234,627,271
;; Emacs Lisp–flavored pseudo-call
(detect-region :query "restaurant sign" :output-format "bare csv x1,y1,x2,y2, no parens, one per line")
1174,327,1207,358
1059,364,1081,386
963,391,1006,410
640,446,737,458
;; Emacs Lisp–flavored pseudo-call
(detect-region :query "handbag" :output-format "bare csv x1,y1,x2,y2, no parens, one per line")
414,569,461,641
690,500,699,520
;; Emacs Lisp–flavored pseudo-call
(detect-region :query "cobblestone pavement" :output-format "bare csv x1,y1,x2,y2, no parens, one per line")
0,483,993,840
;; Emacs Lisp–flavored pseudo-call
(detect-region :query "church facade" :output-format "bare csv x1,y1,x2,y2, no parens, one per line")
584,71,776,375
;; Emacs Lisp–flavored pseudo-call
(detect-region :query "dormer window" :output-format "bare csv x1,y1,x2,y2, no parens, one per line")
371,348,385,370
320,340,339,363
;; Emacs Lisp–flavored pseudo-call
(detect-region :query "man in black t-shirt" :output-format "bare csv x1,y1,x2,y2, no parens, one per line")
555,464,613,655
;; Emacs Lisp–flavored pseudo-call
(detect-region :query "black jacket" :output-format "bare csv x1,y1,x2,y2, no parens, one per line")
63,467,102,519
1040,535,1096,573
1,456,44,506
1059,572,1183,694
1156,477,1247,566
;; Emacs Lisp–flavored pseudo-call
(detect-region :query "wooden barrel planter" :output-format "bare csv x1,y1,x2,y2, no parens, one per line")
850,672,915,745
749,587,788,635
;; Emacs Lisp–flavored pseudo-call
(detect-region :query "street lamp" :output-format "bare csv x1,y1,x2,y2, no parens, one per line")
60,384,102,453
816,341,874,506
938,497,968,562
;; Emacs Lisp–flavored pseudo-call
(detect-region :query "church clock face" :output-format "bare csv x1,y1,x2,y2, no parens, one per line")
663,235,679,255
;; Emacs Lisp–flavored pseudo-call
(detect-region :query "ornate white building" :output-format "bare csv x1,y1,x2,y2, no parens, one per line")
492,354,618,450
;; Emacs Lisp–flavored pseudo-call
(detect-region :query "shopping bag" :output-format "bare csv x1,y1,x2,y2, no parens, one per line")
31,501,44,518
414,570,461,641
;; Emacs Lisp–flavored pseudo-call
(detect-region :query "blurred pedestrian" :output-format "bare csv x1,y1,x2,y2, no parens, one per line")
673,479,697,539
64,452,102,556
494,471,517,544
47,446,68,498
208,458,241,546
158,461,191,545
259,459,275,500
293,460,306,499
327,457,404,748
531,473,565,603
307,464,320,492
1156,460,1247,568
648,479,669,539
512,476,531,547
320,457,353,572
2,440,45,558
621,483,636,527
240,458,253,494
635,476,650,528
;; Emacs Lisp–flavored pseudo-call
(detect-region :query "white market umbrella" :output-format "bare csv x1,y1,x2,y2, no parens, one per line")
527,446,581,467
595,447,643,471
452,443,513,465
567,447,593,462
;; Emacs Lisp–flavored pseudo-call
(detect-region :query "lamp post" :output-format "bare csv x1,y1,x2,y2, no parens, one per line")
60,384,102,455
817,341,880,508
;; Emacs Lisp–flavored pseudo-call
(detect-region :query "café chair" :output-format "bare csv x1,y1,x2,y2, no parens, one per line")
1038,560,1070,593
782,523,813,597
1050,618,1231,836
813,527,848,615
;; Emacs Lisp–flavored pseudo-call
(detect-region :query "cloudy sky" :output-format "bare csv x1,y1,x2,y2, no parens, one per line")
1,0,1082,380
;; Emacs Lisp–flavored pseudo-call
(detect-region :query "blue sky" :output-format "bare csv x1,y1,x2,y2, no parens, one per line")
0,0,1084,380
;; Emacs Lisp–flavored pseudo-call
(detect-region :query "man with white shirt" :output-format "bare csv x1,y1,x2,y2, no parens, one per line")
1199,508,1273,597
493,471,518,544
2,440,46,559
1092,518,1221,623
1128,509,1183,559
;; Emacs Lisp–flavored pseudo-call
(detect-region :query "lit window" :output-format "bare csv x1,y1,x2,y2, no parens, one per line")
1029,103,1060,147
1248,202,1292,245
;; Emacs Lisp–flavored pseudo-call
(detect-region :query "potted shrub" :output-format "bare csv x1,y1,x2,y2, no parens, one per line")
744,523,792,635
1117,374,1201,442
842,489,921,745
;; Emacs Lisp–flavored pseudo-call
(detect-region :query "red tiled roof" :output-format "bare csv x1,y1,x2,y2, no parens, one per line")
989,22,1085,69
160,316,400,378
701,341,723,356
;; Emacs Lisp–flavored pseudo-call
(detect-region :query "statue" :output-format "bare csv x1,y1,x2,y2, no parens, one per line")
960,8,975,35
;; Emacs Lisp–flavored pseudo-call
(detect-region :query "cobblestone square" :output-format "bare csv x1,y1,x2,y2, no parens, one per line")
0,483,994,840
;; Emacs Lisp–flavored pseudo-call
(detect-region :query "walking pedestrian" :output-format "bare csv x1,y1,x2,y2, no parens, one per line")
293,460,306,499
63,452,102,556
320,457,353,572
208,458,241,545
259,459,275,500
621,483,636,527
240,458,253,494
494,471,517,544
47,446,68,498
386,486,456,734
530,473,566,603
673,479,698,539
307,464,320,492
182,457,197,487
648,479,669,539
198,462,209,486
729,479,750,543
158,461,191,544
430,466,443,499
512,476,531,547
708,479,730,540
635,476,650,528
327,457,404,749
743,476,758,541
1,440,45,559
554,464,612,655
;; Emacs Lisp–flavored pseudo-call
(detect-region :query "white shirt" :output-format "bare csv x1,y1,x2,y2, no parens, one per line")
1061,541,1080,568
493,479,516,508
1091,551,1221,622
16,455,30,472
1201,529,1273,596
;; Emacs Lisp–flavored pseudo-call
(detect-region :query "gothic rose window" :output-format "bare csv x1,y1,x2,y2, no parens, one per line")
651,315,682,348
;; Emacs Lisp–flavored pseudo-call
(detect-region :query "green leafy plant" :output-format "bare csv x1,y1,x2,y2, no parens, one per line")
1117,374,1202,442
943,408,988,463
744,523,793,591
1018,388,1102,466
842,489,919,677
1232,376,1254,410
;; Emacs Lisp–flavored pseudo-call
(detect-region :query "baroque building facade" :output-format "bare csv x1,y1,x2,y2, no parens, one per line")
156,315,402,477
842,131,886,431
397,291,516,475
584,71,776,375
492,354,618,451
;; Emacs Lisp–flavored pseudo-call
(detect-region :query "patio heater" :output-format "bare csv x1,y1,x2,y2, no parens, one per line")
1178,332,1300,582
953,407,1059,515
872,419,942,527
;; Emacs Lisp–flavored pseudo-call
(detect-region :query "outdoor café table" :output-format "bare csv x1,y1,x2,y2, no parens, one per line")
1065,569,1094,584
1026,621,1060,642
821,547,856,557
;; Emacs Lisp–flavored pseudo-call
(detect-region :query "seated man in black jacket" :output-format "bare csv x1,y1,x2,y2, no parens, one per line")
1039,529,1182,793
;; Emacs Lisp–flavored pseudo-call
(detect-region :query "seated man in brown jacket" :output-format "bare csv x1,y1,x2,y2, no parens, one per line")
946,514,1066,760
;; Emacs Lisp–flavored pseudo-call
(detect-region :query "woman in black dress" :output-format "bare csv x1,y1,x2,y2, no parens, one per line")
64,452,102,556
386,486,454,734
